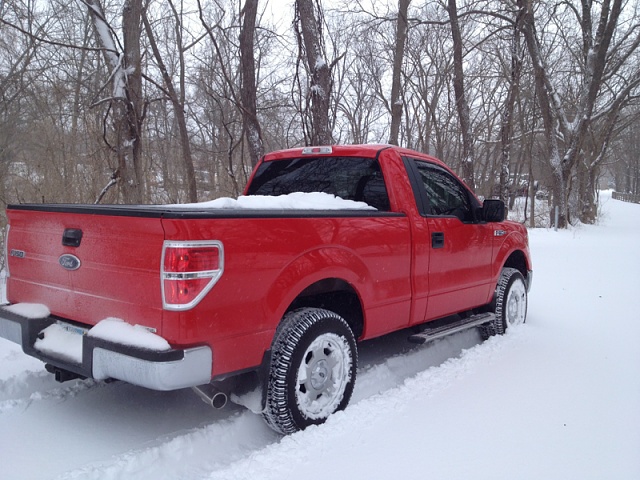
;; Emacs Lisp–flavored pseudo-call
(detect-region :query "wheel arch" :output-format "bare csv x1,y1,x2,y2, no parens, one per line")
264,247,371,341
286,278,365,340
503,250,530,283
493,230,532,290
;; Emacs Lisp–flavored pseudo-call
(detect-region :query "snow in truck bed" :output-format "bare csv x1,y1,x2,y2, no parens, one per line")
161,192,376,210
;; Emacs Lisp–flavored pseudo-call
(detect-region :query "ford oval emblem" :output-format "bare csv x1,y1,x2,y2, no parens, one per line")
59,254,81,271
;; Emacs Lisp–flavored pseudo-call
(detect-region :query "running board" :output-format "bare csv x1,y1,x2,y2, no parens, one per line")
408,313,495,345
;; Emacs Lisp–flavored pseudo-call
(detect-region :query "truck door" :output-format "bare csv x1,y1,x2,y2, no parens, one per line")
404,158,495,320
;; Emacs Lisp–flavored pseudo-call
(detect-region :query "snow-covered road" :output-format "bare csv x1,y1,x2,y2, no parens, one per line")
1,191,639,480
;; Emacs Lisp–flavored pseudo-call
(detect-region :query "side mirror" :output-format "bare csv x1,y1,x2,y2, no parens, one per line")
483,199,506,222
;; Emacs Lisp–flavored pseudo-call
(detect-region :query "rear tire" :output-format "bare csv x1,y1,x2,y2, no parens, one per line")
482,267,527,338
263,308,357,435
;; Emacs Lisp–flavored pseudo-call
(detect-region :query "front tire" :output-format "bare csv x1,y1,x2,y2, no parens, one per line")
263,308,357,435
483,267,527,338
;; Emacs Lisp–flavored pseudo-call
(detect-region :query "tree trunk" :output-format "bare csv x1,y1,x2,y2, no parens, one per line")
240,0,264,167
120,0,144,203
519,0,567,227
577,157,599,224
446,0,475,189
528,163,535,228
87,0,144,204
296,0,332,145
498,8,524,203
388,0,410,146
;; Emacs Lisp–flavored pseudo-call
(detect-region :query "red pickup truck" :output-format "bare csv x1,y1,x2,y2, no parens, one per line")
0,145,531,433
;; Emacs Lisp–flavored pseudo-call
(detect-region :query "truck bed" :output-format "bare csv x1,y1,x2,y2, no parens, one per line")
6,203,412,376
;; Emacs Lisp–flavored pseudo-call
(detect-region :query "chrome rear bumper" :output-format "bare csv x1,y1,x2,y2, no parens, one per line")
0,306,212,391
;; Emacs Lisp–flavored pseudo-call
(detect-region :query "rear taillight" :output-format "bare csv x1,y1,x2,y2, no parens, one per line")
161,241,224,310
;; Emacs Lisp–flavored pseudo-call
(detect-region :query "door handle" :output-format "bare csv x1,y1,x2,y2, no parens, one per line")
432,232,444,249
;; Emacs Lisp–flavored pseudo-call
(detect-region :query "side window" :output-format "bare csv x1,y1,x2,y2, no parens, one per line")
414,161,473,222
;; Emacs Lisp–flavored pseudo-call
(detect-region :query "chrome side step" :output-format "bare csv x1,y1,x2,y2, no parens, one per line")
408,312,495,345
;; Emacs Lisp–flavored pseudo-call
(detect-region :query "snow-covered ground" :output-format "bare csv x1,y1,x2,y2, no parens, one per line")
1,191,639,480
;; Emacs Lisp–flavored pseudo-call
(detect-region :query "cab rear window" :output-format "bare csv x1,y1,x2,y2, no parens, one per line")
247,156,390,211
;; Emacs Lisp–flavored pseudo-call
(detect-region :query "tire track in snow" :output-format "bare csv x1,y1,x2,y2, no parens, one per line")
0,339,102,413
54,410,280,480
53,328,484,480
0,373,101,413
211,328,529,480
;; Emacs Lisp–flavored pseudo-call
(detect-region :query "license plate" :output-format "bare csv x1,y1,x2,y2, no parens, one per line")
56,321,89,336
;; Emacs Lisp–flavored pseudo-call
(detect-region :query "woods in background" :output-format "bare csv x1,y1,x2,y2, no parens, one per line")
1,0,639,227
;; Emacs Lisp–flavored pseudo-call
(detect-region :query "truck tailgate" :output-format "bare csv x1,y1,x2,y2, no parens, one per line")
5,206,166,332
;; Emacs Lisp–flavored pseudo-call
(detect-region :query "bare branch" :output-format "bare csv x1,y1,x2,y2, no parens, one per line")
0,16,113,54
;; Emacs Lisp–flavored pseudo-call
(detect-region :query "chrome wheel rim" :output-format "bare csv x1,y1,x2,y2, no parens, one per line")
505,279,527,328
295,333,352,420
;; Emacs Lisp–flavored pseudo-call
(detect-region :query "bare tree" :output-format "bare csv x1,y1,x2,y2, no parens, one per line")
3,0,639,228
388,0,410,145
295,0,333,145
339,33,388,144
86,0,145,203
498,5,524,204
0,2,41,212
403,15,453,158
610,108,640,195
446,0,475,189
239,0,264,166
519,0,639,226
142,0,198,202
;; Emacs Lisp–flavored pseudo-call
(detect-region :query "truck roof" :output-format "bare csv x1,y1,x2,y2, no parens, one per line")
263,144,447,169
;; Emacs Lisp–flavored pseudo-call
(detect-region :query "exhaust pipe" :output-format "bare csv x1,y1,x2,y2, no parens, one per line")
192,384,228,409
